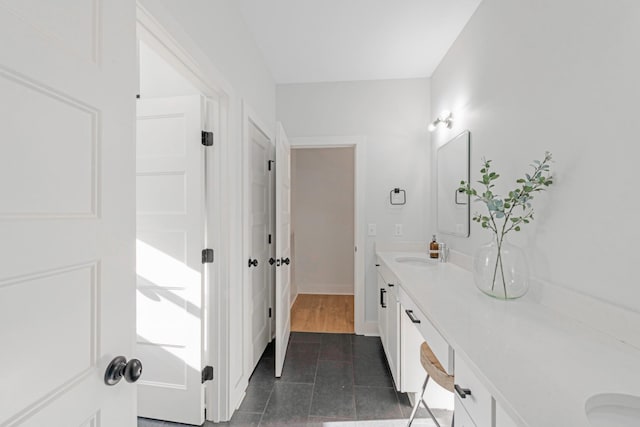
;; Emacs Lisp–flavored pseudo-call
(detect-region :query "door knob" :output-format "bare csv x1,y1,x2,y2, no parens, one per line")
105,356,143,386
269,257,276,265
281,257,290,265
248,259,258,267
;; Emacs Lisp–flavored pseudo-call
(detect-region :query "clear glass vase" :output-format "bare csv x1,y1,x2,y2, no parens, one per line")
473,239,529,300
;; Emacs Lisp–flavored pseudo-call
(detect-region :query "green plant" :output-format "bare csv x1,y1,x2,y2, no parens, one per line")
459,152,554,295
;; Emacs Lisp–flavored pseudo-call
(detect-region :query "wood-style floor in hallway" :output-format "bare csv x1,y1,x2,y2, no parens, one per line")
290,294,354,334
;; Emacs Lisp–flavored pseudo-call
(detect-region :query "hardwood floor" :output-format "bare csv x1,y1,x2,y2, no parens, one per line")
290,294,354,333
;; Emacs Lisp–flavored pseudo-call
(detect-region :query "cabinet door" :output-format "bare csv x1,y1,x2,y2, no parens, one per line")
496,400,519,427
454,396,478,427
400,306,425,393
454,354,493,425
386,285,400,388
377,271,387,347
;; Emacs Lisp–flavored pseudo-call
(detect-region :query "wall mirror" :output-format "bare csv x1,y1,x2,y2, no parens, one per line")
437,130,470,237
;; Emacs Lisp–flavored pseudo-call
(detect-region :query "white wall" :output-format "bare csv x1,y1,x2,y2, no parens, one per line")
139,40,199,98
277,79,431,323
136,1,277,420
291,147,355,296
139,0,276,127
431,0,640,315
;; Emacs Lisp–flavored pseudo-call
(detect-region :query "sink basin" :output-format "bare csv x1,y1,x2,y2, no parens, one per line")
394,256,437,267
586,394,640,427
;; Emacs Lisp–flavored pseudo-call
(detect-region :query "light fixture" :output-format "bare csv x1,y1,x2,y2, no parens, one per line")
428,110,453,132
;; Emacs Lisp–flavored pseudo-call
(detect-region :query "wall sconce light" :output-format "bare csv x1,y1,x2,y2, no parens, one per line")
428,110,453,132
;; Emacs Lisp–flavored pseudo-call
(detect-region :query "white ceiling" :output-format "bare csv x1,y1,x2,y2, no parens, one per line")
237,0,482,84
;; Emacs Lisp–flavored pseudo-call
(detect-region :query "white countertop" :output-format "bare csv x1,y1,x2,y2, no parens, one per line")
376,251,640,426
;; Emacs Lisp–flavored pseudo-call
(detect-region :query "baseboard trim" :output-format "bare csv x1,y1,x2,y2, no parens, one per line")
290,292,298,310
357,320,379,336
297,291,355,296
297,283,354,295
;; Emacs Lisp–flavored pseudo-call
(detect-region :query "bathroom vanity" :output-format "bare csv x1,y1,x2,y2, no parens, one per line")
376,248,640,426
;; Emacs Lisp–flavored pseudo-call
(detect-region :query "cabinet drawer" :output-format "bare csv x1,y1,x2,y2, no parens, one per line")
454,355,492,427
398,287,453,374
454,396,478,427
496,400,519,427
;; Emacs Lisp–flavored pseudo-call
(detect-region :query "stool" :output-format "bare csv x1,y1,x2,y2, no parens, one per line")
407,342,454,427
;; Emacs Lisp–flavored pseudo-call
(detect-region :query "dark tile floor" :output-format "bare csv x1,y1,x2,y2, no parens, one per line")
139,332,443,426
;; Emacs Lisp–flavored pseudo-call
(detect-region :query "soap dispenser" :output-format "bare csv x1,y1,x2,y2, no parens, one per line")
429,235,439,259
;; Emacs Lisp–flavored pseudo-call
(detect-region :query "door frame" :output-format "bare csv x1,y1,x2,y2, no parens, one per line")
289,136,367,335
240,100,275,405
136,4,235,422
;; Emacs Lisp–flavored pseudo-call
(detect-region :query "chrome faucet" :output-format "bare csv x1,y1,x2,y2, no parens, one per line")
439,243,448,263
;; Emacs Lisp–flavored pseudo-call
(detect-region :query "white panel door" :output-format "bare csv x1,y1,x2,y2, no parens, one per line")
0,1,136,426
136,95,205,425
274,123,292,378
248,122,272,370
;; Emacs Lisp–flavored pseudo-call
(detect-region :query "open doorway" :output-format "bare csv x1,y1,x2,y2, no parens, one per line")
134,8,236,418
289,147,356,333
135,38,209,425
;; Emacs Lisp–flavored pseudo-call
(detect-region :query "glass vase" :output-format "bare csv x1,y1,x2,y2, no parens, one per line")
473,239,529,300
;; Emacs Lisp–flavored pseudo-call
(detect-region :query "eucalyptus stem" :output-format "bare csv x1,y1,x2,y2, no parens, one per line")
498,237,507,298
459,152,554,299
491,234,500,291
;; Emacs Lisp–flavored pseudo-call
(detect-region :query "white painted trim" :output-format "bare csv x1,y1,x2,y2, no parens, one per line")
240,100,275,406
290,292,299,310
290,136,367,335
360,321,380,336
296,288,355,295
136,3,233,97
136,4,236,422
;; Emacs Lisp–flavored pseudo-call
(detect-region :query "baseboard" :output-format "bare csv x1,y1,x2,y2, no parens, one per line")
297,285,355,295
290,292,298,310
357,320,379,336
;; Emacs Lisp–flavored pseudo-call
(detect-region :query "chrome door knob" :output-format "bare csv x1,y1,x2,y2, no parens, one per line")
105,356,143,386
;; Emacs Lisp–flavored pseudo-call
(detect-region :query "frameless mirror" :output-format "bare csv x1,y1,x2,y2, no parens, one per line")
437,130,470,237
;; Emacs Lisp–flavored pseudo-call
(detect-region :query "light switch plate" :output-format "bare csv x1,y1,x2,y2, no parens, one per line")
368,223,377,236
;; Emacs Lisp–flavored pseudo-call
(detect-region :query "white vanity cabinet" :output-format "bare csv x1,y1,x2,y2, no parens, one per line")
399,287,454,408
376,267,387,350
376,262,400,388
495,401,519,427
453,396,478,427
453,354,493,427
399,304,429,393
398,286,453,374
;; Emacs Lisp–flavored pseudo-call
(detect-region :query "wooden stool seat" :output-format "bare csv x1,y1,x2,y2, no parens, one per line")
407,341,455,427
420,342,454,393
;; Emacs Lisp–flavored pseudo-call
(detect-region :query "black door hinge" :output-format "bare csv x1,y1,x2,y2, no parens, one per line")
268,160,274,171
201,366,214,383
269,308,272,318
202,131,214,146
268,234,272,244
202,249,214,264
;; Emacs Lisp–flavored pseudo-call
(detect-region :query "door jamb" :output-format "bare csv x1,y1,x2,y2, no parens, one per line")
240,101,275,409
289,136,367,335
